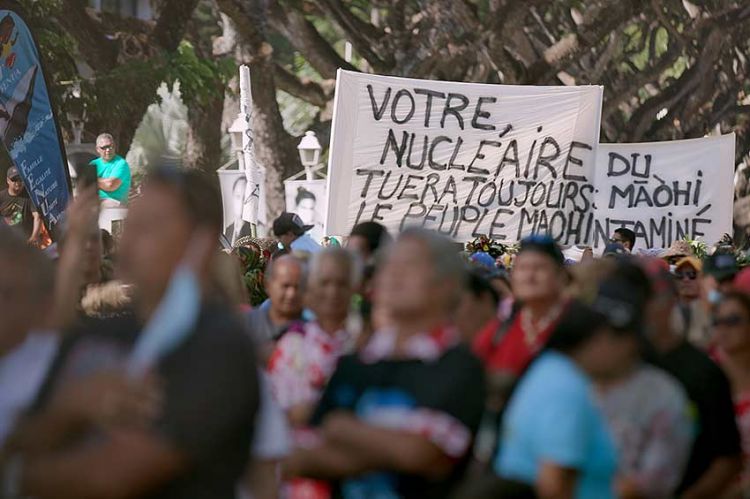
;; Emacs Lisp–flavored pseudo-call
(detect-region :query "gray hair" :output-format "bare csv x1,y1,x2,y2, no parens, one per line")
96,133,114,146
0,224,55,300
394,228,465,308
265,254,308,290
308,247,363,289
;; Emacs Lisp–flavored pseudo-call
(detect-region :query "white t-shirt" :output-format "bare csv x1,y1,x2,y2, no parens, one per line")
0,331,59,445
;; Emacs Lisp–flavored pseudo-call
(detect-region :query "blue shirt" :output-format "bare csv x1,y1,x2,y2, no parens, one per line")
91,155,131,204
495,351,618,499
290,233,321,254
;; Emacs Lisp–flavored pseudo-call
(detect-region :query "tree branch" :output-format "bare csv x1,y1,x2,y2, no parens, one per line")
625,27,725,140
55,0,118,71
525,0,640,83
151,0,201,51
267,0,356,79
602,40,682,121
273,63,330,108
312,0,391,70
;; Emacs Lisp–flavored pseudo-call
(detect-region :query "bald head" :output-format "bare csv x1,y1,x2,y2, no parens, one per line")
265,255,305,322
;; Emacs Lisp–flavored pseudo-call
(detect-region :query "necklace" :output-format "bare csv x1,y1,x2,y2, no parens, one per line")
521,303,564,350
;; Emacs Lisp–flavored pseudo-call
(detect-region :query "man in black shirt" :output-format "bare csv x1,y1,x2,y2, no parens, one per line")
6,168,259,499
286,228,486,499
645,263,742,497
0,165,41,243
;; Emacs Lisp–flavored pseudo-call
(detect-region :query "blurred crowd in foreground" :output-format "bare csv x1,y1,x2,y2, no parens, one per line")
0,167,749,499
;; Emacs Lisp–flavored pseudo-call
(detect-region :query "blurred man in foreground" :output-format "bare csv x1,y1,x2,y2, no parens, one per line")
5,167,259,499
0,224,56,446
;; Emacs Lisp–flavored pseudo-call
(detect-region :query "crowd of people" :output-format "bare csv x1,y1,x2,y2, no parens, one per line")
0,163,749,499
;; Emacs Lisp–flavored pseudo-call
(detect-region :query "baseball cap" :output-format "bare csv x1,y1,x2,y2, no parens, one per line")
469,251,496,270
703,253,739,282
591,277,646,333
603,242,628,258
272,212,312,237
6,166,19,180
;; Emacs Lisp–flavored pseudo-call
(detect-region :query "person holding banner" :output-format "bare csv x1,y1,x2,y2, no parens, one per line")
0,165,40,243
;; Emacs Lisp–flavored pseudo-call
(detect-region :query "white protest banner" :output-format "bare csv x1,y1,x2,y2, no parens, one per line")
592,134,735,250
326,70,603,242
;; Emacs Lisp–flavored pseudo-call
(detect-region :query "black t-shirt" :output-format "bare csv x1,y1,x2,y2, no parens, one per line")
33,303,259,499
311,344,486,499
651,341,741,492
0,188,35,237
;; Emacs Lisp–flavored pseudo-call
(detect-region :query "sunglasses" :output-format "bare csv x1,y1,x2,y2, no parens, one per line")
8,176,20,183
98,145,114,151
674,270,698,281
712,314,747,328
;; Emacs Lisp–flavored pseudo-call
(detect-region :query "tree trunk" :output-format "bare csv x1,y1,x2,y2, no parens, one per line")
216,0,303,221
249,62,301,219
184,89,225,173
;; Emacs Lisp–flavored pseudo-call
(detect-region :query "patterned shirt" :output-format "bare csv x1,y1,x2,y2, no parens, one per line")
596,364,694,497
267,321,353,410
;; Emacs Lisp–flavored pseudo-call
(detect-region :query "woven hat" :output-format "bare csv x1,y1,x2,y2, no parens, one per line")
661,240,694,260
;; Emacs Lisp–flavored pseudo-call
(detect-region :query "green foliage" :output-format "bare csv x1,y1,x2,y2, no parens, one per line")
623,25,669,72
163,41,234,107
81,57,165,129
278,90,318,136
683,237,708,259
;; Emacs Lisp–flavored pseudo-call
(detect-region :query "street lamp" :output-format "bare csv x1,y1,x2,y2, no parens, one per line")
297,130,322,180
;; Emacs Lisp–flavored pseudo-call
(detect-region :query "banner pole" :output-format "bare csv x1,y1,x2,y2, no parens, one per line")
238,65,259,238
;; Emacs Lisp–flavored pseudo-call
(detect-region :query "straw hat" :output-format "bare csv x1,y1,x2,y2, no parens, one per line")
660,240,694,260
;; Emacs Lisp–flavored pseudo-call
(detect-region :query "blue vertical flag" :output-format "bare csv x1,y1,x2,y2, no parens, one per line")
0,1,70,235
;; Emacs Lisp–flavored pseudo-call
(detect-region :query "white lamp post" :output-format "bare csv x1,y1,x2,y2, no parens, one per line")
297,130,322,181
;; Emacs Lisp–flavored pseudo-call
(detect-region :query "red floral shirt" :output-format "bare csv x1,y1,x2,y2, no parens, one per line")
267,321,353,410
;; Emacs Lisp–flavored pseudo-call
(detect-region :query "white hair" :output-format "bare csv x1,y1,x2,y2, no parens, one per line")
308,247,363,289
96,133,114,146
